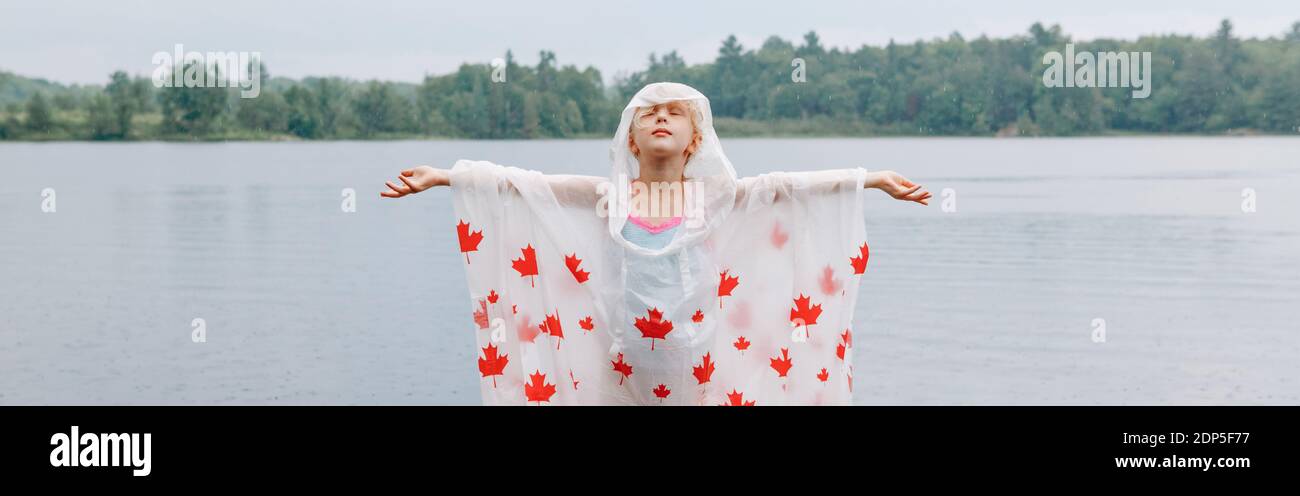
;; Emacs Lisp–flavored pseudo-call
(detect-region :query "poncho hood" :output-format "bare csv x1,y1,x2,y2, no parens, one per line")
606,82,738,257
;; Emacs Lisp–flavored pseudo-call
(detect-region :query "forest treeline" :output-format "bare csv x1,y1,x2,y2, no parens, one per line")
1,20,1298,141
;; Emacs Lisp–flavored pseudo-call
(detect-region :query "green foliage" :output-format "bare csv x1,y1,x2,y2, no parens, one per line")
2,20,1298,141
24,91,54,133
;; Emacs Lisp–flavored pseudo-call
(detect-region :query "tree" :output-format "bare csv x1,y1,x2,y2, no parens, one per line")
104,71,150,138
352,81,413,136
283,85,321,138
86,93,118,139
24,91,53,132
157,61,228,135
236,90,290,134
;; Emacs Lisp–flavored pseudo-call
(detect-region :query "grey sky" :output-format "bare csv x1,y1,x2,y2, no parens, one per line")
1,0,1295,85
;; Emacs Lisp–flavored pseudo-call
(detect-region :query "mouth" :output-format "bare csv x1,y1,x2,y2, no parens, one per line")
651,128,672,137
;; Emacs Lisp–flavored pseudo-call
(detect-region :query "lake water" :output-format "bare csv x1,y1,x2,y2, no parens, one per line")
1,137,1297,405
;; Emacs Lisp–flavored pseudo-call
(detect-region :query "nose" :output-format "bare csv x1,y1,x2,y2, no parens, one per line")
654,108,670,123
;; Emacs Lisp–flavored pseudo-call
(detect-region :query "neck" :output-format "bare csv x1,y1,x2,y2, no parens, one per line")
634,154,687,184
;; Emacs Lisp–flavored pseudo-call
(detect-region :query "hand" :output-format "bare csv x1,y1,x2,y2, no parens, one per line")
866,170,930,206
381,166,448,198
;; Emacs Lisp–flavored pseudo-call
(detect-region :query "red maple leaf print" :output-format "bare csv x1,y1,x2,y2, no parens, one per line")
720,389,756,406
837,329,853,360
611,353,633,385
733,336,751,354
487,290,499,304
653,384,671,401
569,369,580,390
516,315,539,343
456,220,484,264
770,221,789,249
523,370,557,405
511,244,539,287
564,253,590,284
770,347,793,378
850,242,870,275
816,367,830,382
790,294,823,329
539,311,564,350
477,343,509,388
726,300,751,329
717,270,740,308
691,309,704,323
473,299,489,329
818,265,842,296
578,316,594,332
633,307,674,351
512,304,517,315
693,352,716,385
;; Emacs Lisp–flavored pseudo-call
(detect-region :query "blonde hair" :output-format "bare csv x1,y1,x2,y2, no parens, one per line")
628,100,704,162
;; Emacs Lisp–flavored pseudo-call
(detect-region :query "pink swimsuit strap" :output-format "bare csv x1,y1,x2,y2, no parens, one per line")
627,214,683,234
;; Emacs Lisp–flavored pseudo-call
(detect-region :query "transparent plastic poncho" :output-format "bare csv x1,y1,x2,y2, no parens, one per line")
448,82,870,405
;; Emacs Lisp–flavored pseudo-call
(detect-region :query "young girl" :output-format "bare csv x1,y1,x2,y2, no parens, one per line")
383,82,929,406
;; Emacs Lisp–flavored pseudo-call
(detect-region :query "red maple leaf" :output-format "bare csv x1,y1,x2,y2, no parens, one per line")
487,290,499,304
523,370,557,405
610,353,633,385
789,294,823,329
477,343,509,388
456,220,484,264
653,384,671,401
473,299,489,329
817,367,830,382
717,270,740,308
818,265,842,296
837,329,852,360
633,307,674,351
733,336,751,354
516,315,539,343
564,253,590,284
569,369,580,390
511,304,517,315
578,316,594,332
538,311,564,350
850,242,870,275
511,244,539,287
720,389,756,406
769,347,793,378
692,352,716,385
691,309,704,323
770,222,789,249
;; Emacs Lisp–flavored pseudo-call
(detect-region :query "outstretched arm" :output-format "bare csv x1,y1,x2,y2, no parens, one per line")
380,164,605,207
380,165,448,197
735,169,930,207
865,170,931,205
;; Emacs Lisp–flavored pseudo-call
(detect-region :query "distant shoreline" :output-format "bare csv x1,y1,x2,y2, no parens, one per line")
2,131,1298,144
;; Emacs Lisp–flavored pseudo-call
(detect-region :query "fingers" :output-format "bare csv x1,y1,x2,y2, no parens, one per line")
904,188,930,201
380,189,405,198
401,168,414,177
397,173,421,192
385,181,411,196
893,184,922,198
906,189,932,205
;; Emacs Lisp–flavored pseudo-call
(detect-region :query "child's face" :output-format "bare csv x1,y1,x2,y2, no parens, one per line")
627,102,700,164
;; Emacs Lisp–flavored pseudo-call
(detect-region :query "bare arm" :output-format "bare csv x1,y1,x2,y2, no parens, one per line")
380,164,605,207
734,169,931,207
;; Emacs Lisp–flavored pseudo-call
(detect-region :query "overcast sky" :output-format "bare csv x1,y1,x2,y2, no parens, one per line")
1,0,1295,85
